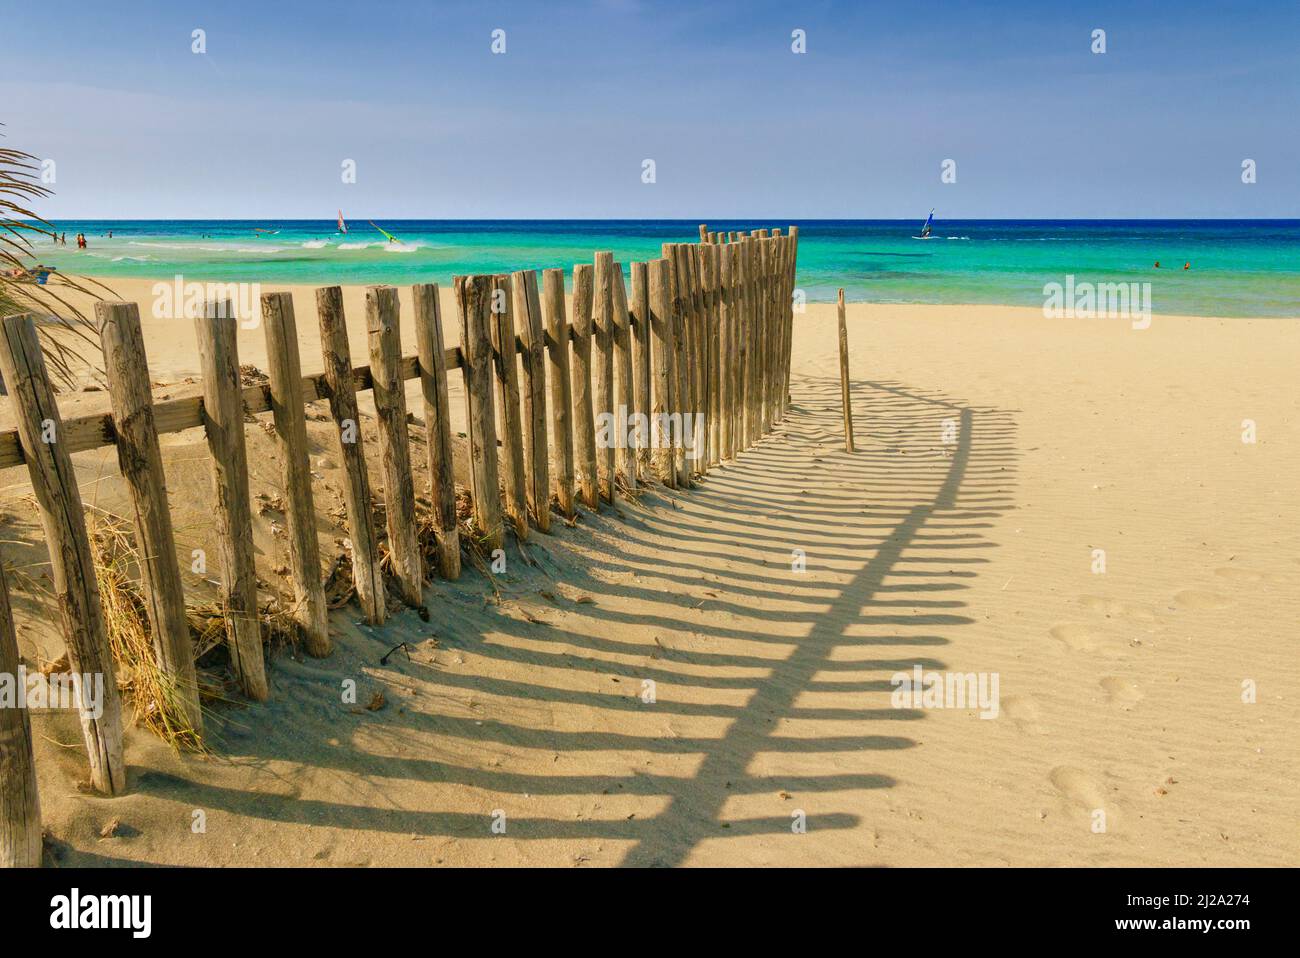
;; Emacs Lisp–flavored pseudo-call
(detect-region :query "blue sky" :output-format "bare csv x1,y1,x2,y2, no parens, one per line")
4,0,1297,218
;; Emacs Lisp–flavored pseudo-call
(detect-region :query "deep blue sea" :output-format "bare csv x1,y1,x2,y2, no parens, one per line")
27,219,1300,317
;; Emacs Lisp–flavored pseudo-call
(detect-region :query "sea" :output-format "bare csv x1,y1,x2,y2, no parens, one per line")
26,219,1300,318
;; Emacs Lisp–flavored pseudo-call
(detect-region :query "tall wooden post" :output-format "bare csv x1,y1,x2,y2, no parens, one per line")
366,286,423,605
610,262,636,492
718,243,735,461
195,304,267,700
0,560,41,866
490,274,528,541
629,261,652,481
412,283,461,579
260,292,331,657
316,286,385,623
541,269,575,518
647,258,676,487
570,264,599,511
512,270,551,532
837,288,855,453
592,251,616,502
97,301,203,734
455,276,504,551
0,314,126,794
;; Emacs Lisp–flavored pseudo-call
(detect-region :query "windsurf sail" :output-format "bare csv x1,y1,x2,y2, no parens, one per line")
337,210,348,234
369,220,399,244
919,209,934,239
252,227,280,235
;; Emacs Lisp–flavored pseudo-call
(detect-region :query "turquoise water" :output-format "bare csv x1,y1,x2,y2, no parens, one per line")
26,219,1300,317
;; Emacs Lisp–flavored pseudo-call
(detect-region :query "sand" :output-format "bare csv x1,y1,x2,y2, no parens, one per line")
3,277,1297,866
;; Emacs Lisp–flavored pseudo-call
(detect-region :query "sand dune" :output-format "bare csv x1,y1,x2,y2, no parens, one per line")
4,282,1297,866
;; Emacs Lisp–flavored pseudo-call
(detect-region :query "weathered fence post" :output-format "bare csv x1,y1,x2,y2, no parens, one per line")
0,314,126,794
366,286,424,605
837,288,856,453
668,246,693,487
570,264,599,511
648,258,677,486
0,559,41,866
195,304,268,700
592,251,616,502
316,286,385,624
629,261,652,481
490,274,529,541
704,245,722,468
610,262,637,492
260,292,331,656
783,225,800,416
718,243,735,461
512,270,552,532
412,283,461,579
97,301,203,734
455,276,504,551
541,269,575,519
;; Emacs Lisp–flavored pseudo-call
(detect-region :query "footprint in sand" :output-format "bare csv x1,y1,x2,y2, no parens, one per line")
1078,595,1156,622
1212,567,1263,585
1172,589,1233,610
1001,695,1046,734
1049,623,1101,652
1100,676,1143,710
1049,766,1107,810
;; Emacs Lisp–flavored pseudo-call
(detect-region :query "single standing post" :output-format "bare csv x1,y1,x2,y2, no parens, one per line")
316,286,385,623
541,269,575,518
783,225,800,416
490,274,528,541
366,286,423,605
0,560,41,866
592,251,616,502
647,258,677,486
610,262,636,492
455,276,504,551
512,270,551,532
97,301,203,734
570,264,599,511
837,288,855,453
698,224,708,242
412,283,461,579
0,314,126,794
260,292,331,657
629,261,652,481
195,304,267,700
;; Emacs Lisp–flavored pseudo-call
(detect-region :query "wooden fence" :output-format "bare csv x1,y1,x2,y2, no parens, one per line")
0,224,798,864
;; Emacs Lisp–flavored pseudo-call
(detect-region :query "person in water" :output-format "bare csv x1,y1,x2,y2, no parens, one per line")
1183,262,1190,270
1154,261,1160,268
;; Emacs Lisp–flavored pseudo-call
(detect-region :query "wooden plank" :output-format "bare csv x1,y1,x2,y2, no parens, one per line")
629,261,652,480
610,262,636,492
260,292,331,656
703,245,722,467
412,283,461,580
698,224,708,242
490,274,528,541
0,314,126,794
569,264,599,511
718,243,735,461
837,287,855,453
647,258,676,486
96,301,203,734
454,276,504,551
541,268,575,518
592,251,616,502
316,286,385,623
662,245,690,487
512,270,551,532
365,286,423,606
0,561,41,866
195,305,267,700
